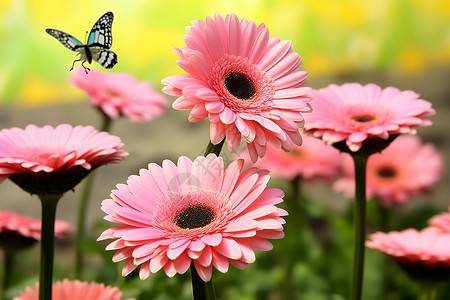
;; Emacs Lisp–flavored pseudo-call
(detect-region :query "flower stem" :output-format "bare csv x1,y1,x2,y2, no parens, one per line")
203,139,225,156
75,113,112,279
74,173,95,279
281,176,304,298
190,262,216,300
1,250,14,300
38,193,63,300
350,154,369,300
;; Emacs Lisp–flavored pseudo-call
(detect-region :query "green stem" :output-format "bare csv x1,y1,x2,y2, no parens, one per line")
98,110,113,133
1,250,14,300
281,176,304,298
419,282,438,300
203,139,225,157
38,193,63,300
74,113,112,279
350,154,369,300
74,173,95,279
190,262,216,300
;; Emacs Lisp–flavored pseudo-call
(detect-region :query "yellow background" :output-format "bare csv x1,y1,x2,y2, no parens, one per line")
0,0,449,105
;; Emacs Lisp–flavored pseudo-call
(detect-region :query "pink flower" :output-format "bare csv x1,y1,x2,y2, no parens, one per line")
0,210,71,241
366,228,450,281
0,124,128,195
98,154,287,281
162,13,311,162
428,207,450,233
333,135,443,207
240,133,342,181
304,83,434,152
13,279,134,300
70,68,167,122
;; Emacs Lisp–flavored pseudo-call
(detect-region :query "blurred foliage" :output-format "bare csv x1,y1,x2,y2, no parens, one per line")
0,0,449,105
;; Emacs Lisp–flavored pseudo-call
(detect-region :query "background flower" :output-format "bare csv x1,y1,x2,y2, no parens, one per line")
0,210,70,252
162,13,311,162
0,124,128,195
366,228,450,282
13,279,134,300
428,207,450,233
333,135,443,207
0,210,70,240
240,133,342,181
70,68,168,122
98,154,287,281
304,83,435,152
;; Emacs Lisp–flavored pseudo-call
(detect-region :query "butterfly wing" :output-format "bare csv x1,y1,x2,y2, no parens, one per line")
87,11,113,49
96,50,117,69
45,29,84,51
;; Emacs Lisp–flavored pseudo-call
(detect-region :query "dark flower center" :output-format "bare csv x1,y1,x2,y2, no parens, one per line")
174,205,215,229
224,72,256,100
351,114,376,123
377,167,396,178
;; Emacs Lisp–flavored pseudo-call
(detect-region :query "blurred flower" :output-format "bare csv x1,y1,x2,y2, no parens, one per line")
0,210,70,240
98,154,287,281
334,135,444,207
428,207,450,233
0,124,128,195
367,228,450,282
70,68,167,122
13,279,134,300
0,210,70,252
240,134,342,181
162,13,311,162
304,83,434,153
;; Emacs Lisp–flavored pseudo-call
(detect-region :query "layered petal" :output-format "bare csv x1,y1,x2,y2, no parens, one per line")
304,83,435,152
162,13,311,162
99,154,286,281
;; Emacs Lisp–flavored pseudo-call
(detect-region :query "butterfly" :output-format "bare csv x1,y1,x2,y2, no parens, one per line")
46,12,117,74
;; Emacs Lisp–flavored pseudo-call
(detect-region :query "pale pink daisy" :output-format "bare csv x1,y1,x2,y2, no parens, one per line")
13,279,134,300
367,228,450,281
304,83,434,153
0,210,71,241
0,124,128,195
428,207,450,233
162,13,311,162
98,154,287,282
70,68,167,122
240,133,342,181
333,135,444,207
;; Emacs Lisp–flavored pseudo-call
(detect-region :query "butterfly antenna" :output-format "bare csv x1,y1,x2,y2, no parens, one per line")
84,30,89,43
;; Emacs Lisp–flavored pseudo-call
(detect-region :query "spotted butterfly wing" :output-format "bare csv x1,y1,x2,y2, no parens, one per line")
45,29,85,51
46,12,117,73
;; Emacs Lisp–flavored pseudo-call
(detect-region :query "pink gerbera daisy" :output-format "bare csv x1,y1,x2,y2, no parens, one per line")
70,68,167,122
333,135,444,207
0,210,70,252
240,133,342,181
367,228,450,282
0,124,128,195
162,13,311,162
304,83,434,153
428,207,450,233
98,154,287,282
13,279,134,300
0,210,70,240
